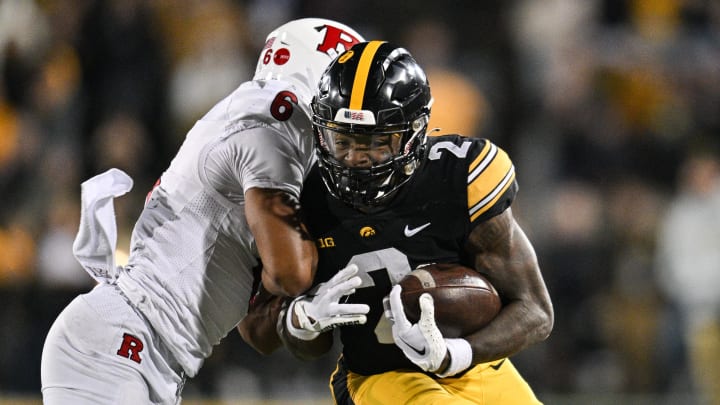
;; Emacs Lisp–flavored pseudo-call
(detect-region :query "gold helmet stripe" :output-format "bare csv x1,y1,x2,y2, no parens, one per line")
349,40,386,110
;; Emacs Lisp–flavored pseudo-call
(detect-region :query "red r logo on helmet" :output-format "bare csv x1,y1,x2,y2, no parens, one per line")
315,25,361,56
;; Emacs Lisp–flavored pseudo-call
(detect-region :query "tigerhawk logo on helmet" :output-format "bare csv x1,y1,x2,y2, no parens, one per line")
311,41,434,209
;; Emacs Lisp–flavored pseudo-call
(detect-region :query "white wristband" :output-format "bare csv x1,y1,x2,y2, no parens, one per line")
435,338,473,378
285,300,320,341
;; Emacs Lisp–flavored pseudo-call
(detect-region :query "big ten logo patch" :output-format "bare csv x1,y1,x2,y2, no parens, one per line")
117,333,144,364
318,237,335,248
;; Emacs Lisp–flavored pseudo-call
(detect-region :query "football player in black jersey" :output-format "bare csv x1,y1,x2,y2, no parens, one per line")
239,41,554,404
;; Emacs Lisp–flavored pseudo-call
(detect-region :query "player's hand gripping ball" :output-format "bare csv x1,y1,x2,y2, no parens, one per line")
398,263,501,338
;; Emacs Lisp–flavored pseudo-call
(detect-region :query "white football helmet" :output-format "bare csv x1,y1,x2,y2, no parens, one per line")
253,18,364,96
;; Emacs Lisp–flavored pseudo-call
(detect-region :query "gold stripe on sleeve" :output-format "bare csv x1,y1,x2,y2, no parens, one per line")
469,168,515,222
468,141,493,176
467,144,515,221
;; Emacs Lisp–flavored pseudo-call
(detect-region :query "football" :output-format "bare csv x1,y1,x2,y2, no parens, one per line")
399,263,501,338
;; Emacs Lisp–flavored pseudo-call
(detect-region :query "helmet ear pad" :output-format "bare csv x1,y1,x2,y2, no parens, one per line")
311,41,433,209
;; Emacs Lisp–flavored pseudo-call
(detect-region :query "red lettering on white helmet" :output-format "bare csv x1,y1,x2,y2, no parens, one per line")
274,48,291,65
316,25,361,56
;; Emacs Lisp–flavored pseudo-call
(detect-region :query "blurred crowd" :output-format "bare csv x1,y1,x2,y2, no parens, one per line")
1,0,719,403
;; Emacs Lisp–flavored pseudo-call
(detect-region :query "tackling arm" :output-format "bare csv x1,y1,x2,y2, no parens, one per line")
237,284,285,355
244,187,317,297
463,208,554,363
239,264,370,360
237,292,335,359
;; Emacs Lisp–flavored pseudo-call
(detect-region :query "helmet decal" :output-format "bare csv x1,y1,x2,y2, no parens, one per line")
316,24,362,57
253,19,365,94
349,40,385,110
338,50,355,64
262,37,275,51
334,108,376,125
273,48,290,65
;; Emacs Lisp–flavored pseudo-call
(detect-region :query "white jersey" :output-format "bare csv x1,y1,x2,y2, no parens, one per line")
116,79,316,377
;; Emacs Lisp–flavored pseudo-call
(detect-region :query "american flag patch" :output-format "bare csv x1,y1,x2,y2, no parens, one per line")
344,111,365,120
334,108,376,125
262,37,275,51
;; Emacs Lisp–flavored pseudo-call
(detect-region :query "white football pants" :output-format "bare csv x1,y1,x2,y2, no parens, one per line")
41,283,185,404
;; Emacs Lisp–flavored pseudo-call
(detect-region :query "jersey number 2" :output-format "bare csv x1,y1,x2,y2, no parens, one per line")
345,248,413,344
428,140,471,160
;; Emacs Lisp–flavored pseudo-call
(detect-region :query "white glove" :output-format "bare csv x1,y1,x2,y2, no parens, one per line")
286,264,370,341
385,285,473,377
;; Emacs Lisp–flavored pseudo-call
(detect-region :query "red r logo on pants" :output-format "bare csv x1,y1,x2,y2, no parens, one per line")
117,333,144,364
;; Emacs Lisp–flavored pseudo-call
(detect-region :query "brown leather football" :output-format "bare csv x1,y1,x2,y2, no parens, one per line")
399,263,501,338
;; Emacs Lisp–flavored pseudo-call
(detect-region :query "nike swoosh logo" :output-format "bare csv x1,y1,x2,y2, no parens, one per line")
399,336,426,356
404,222,431,237
490,359,506,370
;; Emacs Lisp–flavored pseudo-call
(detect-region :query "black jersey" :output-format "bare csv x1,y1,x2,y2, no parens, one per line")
299,135,518,375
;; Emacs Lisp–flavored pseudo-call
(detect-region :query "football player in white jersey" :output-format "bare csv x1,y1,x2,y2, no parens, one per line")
40,18,364,404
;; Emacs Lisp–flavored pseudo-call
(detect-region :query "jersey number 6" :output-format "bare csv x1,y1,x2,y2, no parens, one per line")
270,90,298,121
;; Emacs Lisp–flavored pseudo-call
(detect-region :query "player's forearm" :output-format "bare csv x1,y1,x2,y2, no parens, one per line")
466,295,553,364
246,187,318,296
256,219,317,296
464,210,554,363
261,256,314,297
279,308,334,361
238,292,286,354
465,260,553,364
237,315,283,355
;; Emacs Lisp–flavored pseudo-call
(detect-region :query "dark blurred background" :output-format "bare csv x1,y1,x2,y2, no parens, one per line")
1,0,720,404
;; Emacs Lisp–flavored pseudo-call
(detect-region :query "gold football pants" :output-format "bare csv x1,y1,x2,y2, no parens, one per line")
331,357,541,405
